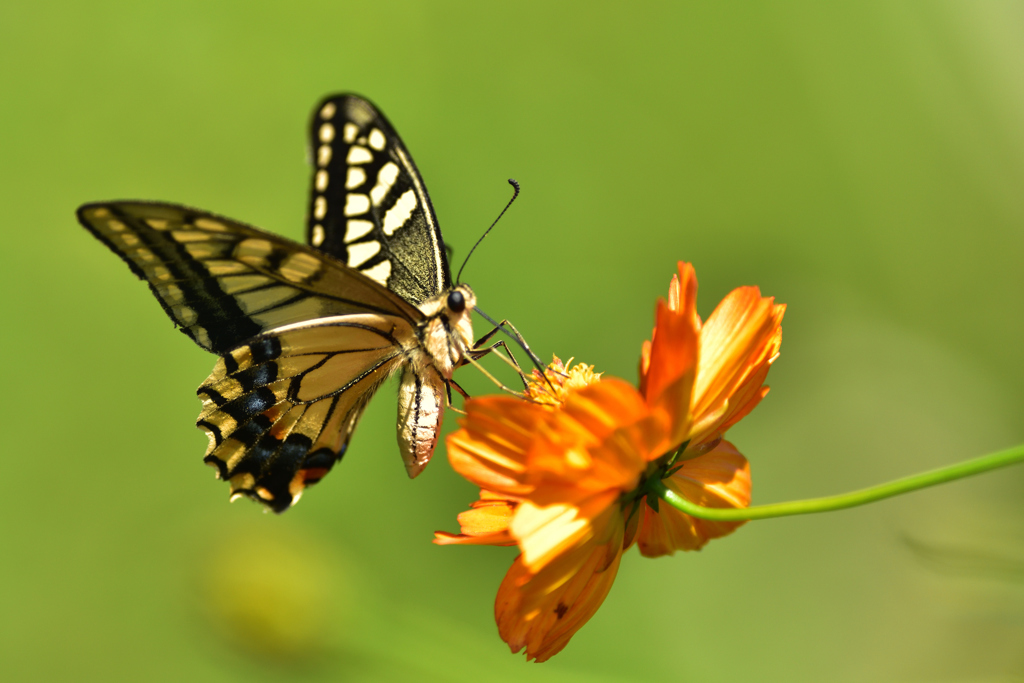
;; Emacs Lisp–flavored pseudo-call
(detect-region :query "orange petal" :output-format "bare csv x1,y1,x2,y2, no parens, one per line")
527,379,655,499
642,262,700,448
511,506,623,618
689,287,784,447
433,491,519,546
667,271,681,311
510,491,620,573
446,395,550,496
636,440,751,556
496,531,623,662
638,338,653,396
555,378,649,444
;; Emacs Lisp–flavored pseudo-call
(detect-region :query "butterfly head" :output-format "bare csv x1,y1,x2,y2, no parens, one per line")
415,284,476,377
446,289,467,313
443,283,476,343
418,283,476,318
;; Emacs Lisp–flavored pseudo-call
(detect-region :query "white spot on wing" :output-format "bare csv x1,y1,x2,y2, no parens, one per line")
346,146,373,164
344,193,370,216
368,128,386,151
320,102,337,119
314,196,327,219
315,169,329,191
311,224,325,246
347,240,381,267
317,145,332,166
345,167,366,189
319,123,335,143
361,259,392,285
345,219,374,242
382,189,417,235
370,162,400,206
343,123,358,143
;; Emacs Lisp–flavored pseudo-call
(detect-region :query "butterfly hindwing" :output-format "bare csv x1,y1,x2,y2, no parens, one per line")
77,201,420,355
305,94,451,306
196,314,412,511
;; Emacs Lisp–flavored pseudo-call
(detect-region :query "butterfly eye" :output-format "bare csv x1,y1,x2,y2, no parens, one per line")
447,290,466,313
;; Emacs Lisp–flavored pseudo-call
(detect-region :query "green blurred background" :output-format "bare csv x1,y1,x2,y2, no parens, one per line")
2,2,1023,681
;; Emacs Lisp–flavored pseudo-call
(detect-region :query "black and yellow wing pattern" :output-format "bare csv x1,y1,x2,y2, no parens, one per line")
78,201,421,511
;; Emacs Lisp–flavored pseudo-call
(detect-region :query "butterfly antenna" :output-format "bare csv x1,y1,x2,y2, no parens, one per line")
455,179,520,285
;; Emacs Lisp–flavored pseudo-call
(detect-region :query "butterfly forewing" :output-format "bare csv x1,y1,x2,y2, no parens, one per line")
306,94,451,305
78,201,420,354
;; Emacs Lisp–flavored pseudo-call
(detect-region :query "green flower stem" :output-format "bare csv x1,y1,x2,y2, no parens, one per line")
654,443,1024,521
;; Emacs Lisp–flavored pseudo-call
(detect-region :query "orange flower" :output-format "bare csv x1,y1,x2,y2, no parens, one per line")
436,378,651,661
436,262,784,661
633,262,782,556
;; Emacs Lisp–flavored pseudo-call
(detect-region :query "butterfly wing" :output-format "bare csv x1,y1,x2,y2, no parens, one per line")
196,314,412,511
78,201,421,354
305,94,452,305
78,201,423,511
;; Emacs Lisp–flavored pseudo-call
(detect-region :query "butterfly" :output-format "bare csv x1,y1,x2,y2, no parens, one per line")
77,94,494,512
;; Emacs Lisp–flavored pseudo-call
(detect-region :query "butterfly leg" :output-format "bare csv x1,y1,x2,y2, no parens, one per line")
461,321,530,388
474,318,545,371
469,322,504,349
458,350,527,397
444,379,470,416
470,319,561,392
449,378,471,400
469,338,529,389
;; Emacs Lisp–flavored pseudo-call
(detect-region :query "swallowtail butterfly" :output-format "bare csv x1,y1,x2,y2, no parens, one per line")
77,94,482,512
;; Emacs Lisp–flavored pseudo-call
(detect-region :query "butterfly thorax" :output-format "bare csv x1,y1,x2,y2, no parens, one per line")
410,283,476,379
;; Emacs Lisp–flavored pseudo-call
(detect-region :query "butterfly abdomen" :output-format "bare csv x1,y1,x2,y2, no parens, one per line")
396,364,445,477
